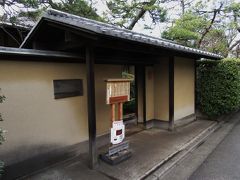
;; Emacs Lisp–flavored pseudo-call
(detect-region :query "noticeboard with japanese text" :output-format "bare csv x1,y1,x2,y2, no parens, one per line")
106,79,132,105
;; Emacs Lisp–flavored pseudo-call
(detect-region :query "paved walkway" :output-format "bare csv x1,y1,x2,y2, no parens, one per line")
160,111,240,180
190,117,240,180
22,120,214,180
22,154,110,180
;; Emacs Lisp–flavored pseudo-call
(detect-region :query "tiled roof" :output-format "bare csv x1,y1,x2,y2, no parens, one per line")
22,9,223,59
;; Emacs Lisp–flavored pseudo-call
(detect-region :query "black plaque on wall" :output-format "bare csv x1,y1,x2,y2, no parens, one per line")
53,79,83,99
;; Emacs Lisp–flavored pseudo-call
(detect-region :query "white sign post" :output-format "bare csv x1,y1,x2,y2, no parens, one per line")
111,120,125,144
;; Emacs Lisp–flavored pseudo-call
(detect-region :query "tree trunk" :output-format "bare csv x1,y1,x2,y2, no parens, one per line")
127,0,157,30
197,3,223,48
180,0,185,15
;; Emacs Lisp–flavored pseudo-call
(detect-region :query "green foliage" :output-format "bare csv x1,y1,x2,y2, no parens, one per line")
162,13,207,46
17,9,45,22
197,58,240,117
122,69,136,114
201,29,229,57
0,161,4,179
122,69,135,99
2,0,103,24
162,12,208,46
105,0,167,29
18,0,41,8
0,127,5,145
123,98,136,114
0,91,5,178
162,11,229,56
0,92,6,124
162,1,240,58
51,0,104,22
227,2,240,16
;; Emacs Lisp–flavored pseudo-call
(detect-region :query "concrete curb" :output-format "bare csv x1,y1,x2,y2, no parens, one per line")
142,120,222,180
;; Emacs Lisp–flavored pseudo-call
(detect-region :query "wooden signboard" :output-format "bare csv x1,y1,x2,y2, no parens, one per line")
106,79,132,105
105,78,132,145
100,79,133,164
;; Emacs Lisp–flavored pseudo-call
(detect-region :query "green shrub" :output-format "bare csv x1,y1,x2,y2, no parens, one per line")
197,58,240,117
0,161,3,178
0,91,6,178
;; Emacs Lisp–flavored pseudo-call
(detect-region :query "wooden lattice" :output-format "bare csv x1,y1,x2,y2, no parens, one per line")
106,79,132,104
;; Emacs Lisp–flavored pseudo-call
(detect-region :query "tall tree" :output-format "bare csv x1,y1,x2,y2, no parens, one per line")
162,0,240,57
0,0,103,45
104,0,168,30
162,12,208,47
0,0,102,23
47,0,103,21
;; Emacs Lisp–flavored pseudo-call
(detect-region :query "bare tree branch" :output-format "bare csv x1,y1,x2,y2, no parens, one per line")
198,3,223,48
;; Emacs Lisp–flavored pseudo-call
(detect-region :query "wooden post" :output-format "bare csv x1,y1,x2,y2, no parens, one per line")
169,57,174,131
194,59,197,115
135,65,139,123
118,102,123,120
86,46,98,169
143,66,147,127
111,104,115,122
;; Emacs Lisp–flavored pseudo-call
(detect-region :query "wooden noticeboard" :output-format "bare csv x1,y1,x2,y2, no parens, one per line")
106,79,132,104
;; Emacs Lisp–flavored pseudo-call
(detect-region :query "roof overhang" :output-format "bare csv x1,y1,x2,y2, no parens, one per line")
21,9,223,60
0,46,83,62
0,21,32,31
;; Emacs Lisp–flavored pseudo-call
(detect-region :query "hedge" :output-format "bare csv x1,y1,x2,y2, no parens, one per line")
197,58,240,117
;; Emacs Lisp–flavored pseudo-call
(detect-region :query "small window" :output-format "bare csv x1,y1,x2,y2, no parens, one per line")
53,79,83,99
